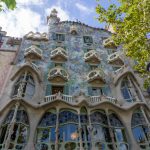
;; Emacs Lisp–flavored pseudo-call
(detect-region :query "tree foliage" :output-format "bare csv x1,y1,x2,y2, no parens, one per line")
96,0,150,88
0,0,16,11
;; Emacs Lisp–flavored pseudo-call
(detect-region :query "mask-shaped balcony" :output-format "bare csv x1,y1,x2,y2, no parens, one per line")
108,51,124,65
103,37,117,48
48,66,69,83
70,25,78,35
87,69,106,85
51,47,68,62
84,50,100,64
25,32,49,41
24,45,43,60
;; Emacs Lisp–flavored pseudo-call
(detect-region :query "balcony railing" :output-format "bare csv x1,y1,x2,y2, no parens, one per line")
88,95,118,105
43,92,118,106
24,45,43,59
51,47,68,61
48,66,69,82
103,37,116,48
44,92,76,105
107,51,123,64
84,50,100,64
87,69,105,83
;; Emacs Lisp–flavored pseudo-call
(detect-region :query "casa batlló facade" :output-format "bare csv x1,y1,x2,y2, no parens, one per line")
0,9,150,150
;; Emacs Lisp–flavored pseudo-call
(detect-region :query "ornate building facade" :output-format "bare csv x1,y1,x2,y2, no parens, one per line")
0,9,150,150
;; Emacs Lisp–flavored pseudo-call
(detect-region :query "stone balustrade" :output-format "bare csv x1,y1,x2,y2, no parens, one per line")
44,92,76,105
44,92,118,106
88,95,118,105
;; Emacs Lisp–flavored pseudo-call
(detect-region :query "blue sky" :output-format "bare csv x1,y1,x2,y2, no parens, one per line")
0,0,118,37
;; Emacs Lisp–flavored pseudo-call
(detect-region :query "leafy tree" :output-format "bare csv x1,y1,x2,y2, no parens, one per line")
0,0,16,11
96,0,150,88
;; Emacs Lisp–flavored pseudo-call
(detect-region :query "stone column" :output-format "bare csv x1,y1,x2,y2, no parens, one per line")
131,77,145,102
105,109,117,150
88,110,93,149
140,106,150,126
55,108,59,150
78,110,84,150
121,111,140,150
17,71,27,98
4,102,20,150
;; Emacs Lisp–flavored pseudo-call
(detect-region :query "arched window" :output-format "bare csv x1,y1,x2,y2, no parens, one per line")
120,77,133,102
90,110,111,149
12,72,35,99
58,109,79,150
80,107,91,149
36,109,56,150
0,106,29,150
109,113,128,150
131,109,150,149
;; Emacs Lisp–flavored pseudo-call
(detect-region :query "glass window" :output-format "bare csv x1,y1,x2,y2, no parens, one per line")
36,109,56,150
131,109,150,148
53,33,65,41
91,87,103,96
83,36,93,43
0,107,29,150
90,65,98,70
58,110,79,149
121,77,133,102
12,72,35,99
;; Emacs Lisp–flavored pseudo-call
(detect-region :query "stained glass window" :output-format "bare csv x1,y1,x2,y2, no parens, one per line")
121,77,133,102
0,107,29,150
36,109,56,150
12,72,35,99
131,109,150,148
58,110,79,149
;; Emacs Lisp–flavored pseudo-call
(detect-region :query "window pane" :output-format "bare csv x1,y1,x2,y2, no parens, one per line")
133,126,146,143
37,129,50,143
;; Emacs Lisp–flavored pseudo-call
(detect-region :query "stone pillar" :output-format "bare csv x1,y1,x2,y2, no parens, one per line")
17,71,27,98
131,78,145,102
121,111,140,150
87,110,93,149
78,110,84,150
140,106,150,126
25,109,41,150
55,108,59,150
4,102,20,150
105,109,117,150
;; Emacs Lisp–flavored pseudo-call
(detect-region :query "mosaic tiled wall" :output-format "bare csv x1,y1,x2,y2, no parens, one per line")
16,22,123,97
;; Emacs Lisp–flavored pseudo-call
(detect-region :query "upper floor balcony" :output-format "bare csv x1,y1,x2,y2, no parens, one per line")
84,50,100,64
70,25,78,35
25,32,49,41
108,51,124,65
50,47,68,62
24,45,43,60
48,66,69,83
87,68,106,85
103,37,117,49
